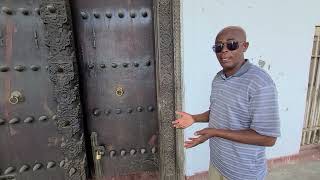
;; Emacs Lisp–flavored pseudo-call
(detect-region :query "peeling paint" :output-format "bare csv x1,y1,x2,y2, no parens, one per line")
258,59,266,68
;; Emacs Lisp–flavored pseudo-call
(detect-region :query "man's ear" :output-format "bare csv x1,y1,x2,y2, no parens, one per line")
243,42,249,52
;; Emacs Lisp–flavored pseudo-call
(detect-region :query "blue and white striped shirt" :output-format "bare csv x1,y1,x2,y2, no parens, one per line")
209,60,280,180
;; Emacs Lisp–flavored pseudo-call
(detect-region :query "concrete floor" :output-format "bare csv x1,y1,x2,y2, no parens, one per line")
267,160,320,180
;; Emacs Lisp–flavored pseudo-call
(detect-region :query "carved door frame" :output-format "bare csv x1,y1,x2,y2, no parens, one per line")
39,0,183,179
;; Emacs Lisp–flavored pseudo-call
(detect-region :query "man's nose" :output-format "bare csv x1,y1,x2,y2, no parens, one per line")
221,44,229,53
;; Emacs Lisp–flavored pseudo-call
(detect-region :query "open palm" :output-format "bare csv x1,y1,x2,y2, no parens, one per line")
172,111,195,129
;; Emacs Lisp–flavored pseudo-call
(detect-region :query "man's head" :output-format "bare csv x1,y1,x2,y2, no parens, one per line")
213,26,249,74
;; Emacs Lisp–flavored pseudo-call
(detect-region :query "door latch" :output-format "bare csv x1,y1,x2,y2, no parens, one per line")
91,132,105,178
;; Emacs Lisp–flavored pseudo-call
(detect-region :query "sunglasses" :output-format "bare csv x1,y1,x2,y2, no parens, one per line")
212,41,244,53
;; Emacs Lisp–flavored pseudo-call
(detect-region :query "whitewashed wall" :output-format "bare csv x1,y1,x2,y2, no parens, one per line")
181,0,320,176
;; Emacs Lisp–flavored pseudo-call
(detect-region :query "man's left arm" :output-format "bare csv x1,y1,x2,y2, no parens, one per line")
185,85,281,148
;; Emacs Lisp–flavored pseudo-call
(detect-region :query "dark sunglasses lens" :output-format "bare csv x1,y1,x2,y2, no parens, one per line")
227,41,239,51
214,44,224,53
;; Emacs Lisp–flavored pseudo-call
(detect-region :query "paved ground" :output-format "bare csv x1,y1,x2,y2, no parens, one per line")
267,160,320,180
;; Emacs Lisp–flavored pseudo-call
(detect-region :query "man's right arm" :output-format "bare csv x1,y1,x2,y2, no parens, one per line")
173,110,210,129
192,110,210,123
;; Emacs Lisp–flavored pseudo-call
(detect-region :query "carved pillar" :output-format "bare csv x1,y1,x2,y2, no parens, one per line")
156,0,183,179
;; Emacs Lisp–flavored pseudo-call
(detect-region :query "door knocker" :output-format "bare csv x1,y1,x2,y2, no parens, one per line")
9,91,24,105
115,87,124,97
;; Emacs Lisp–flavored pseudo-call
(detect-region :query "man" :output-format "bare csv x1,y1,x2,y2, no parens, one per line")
172,26,280,180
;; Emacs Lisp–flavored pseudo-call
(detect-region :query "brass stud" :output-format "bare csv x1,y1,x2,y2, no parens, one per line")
2,7,13,15
34,8,40,15
69,168,76,176
0,66,10,72
130,12,136,18
109,150,116,157
100,64,106,68
52,115,58,121
140,148,146,154
115,109,121,114
93,12,100,18
4,167,15,175
24,117,34,123
133,62,139,67
0,118,5,125
39,116,48,121
118,12,124,18
30,65,40,71
130,149,136,155
47,5,56,13
111,63,117,68
80,12,88,19
151,147,156,154
127,108,133,113
148,106,154,112
19,8,29,16
120,150,126,156
47,161,55,169
106,12,112,18
33,163,42,171
93,109,101,116
59,160,65,168
137,106,144,112
19,165,29,173
104,109,111,115
146,60,151,66
14,65,26,72
142,11,148,18
88,63,94,69
9,118,19,124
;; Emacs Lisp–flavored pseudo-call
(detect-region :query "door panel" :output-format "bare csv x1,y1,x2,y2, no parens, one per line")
71,0,159,179
0,0,64,179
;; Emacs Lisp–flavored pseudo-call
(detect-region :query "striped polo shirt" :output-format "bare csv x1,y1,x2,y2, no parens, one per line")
209,60,280,180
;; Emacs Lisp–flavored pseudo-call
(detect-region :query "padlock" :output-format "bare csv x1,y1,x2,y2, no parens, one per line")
96,152,101,160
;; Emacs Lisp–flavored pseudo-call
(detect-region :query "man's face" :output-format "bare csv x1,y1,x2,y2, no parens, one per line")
214,29,248,71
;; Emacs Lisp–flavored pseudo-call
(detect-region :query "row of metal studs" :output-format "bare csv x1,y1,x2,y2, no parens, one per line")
93,106,155,116
0,115,56,125
0,65,41,72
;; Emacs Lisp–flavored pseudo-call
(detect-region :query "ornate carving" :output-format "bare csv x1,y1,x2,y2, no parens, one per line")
39,0,86,180
156,0,181,179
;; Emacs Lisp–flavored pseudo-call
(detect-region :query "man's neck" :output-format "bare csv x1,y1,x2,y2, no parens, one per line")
224,59,246,77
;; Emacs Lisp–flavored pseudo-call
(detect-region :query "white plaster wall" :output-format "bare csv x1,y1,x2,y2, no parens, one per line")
182,0,320,176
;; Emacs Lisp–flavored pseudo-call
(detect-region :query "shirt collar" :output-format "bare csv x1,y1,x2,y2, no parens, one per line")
219,59,251,80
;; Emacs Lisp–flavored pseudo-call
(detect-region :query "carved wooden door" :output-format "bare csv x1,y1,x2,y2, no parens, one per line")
0,0,179,179
71,0,159,179
0,0,86,180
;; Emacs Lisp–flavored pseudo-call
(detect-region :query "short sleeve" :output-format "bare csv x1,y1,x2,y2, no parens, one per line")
249,85,281,137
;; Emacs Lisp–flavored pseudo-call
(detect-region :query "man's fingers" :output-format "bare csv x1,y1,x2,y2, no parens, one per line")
188,137,200,141
195,130,205,136
172,120,179,124
175,111,188,117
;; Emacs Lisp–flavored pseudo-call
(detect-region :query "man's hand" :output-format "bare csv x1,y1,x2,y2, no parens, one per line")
184,128,214,148
172,111,195,129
